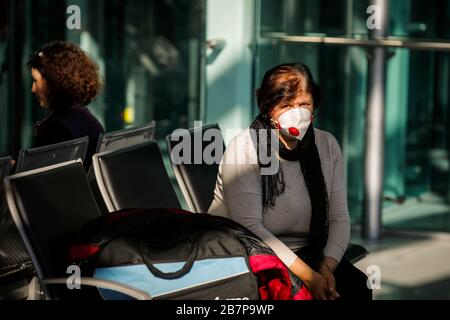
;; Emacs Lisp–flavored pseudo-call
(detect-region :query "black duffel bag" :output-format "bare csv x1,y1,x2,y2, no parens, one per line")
68,208,260,300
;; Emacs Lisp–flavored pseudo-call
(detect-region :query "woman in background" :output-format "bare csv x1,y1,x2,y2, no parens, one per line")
28,41,104,168
209,63,372,300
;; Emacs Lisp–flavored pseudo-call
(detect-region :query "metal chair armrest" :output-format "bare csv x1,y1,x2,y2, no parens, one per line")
43,277,152,300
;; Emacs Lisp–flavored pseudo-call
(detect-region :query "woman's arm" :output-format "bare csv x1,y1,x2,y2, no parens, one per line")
289,257,329,299
219,134,297,262
323,135,351,263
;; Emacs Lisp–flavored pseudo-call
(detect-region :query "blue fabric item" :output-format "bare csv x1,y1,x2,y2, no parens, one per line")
94,257,249,300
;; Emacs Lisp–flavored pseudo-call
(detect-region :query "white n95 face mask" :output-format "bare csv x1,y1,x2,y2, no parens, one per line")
276,108,312,141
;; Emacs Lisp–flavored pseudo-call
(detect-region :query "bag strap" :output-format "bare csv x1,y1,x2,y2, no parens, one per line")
139,233,200,280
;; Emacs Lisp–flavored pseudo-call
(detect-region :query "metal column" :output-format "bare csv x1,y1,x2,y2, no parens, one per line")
362,0,389,240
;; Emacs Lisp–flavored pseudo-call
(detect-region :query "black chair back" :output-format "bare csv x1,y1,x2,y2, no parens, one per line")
96,121,156,153
1,155,33,287
166,123,225,213
93,141,181,212
91,122,156,214
0,156,12,181
344,243,369,264
0,156,12,206
4,160,101,283
15,137,89,173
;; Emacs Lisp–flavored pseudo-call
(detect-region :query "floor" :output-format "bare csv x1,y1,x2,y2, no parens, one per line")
352,228,450,300
382,193,450,233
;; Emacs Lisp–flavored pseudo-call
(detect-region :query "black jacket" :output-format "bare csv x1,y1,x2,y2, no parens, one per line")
34,105,104,169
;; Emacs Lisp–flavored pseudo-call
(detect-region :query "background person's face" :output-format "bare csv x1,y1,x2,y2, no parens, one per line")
31,68,48,108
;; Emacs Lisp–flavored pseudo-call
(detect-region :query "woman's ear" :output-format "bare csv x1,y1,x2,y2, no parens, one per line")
270,118,280,129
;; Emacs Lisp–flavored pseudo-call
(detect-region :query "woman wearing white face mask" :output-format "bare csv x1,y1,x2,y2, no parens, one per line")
208,63,372,300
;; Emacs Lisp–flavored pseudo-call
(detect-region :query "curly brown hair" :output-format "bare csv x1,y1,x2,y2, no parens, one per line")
27,41,102,109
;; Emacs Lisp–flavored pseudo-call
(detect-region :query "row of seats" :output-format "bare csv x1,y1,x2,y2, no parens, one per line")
0,121,368,300
0,122,157,298
0,121,219,299
0,156,34,299
0,121,217,299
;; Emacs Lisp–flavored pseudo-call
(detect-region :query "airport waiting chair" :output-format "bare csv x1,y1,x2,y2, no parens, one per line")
4,160,151,300
1,152,32,270
0,156,13,207
95,121,156,154
15,136,89,173
166,123,224,213
1,136,89,296
88,121,157,215
0,155,33,300
0,156,12,180
0,156,12,245
344,243,368,264
166,123,369,264
0,206,34,300
93,141,181,213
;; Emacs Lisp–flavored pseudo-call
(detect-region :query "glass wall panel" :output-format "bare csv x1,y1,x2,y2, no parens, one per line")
259,0,370,37
0,0,205,158
257,0,450,232
384,49,450,232
260,0,450,39
389,0,450,39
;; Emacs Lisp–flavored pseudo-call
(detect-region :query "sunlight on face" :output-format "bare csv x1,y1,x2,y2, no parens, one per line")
31,68,48,108
269,92,314,125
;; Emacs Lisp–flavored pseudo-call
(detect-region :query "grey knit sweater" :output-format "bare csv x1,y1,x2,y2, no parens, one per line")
208,127,351,267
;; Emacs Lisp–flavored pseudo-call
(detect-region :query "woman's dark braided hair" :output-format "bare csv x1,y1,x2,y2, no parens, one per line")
251,63,329,267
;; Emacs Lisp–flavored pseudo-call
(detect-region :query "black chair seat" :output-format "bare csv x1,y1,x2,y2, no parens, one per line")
0,156,13,206
1,156,34,294
88,122,157,215
166,123,224,213
4,161,102,299
344,243,369,264
93,141,181,212
4,160,151,299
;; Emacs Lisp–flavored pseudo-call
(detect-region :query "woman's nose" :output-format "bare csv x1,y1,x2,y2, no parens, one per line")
31,83,36,93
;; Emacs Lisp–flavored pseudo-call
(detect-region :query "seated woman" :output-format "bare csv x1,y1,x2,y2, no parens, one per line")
27,41,104,169
208,63,372,300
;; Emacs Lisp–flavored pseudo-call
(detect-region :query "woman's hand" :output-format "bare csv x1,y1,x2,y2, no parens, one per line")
318,260,340,300
303,271,329,300
288,256,339,300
